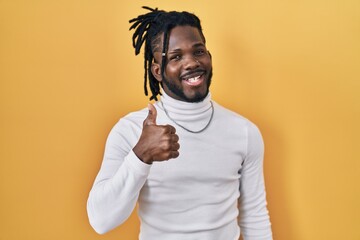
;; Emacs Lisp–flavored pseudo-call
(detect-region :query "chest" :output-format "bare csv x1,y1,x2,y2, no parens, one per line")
147,129,247,186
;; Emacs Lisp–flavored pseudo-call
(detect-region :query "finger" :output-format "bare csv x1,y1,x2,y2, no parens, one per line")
172,142,180,151
171,151,180,159
170,126,176,134
164,125,176,134
144,103,157,126
171,134,179,143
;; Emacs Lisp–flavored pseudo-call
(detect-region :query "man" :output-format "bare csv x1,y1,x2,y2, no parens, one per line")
87,7,273,240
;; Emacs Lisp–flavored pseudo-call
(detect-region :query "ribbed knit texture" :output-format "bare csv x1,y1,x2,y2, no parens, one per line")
87,92,272,240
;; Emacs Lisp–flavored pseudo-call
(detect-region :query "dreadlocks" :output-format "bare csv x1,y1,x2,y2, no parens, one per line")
129,6,205,101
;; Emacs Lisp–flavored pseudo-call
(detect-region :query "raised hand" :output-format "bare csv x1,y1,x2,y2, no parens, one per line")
133,103,180,164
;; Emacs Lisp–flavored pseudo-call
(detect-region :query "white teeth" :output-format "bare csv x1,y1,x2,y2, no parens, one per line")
187,75,201,83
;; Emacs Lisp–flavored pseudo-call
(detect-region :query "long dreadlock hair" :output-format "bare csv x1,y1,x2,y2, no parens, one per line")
129,6,206,101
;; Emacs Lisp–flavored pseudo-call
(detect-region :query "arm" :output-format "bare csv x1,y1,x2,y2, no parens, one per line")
87,104,180,234
87,120,151,234
238,122,273,240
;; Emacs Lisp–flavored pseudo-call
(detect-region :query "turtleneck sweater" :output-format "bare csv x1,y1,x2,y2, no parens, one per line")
87,92,272,240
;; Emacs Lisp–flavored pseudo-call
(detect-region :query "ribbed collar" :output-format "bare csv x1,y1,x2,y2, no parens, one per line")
159,91,213,131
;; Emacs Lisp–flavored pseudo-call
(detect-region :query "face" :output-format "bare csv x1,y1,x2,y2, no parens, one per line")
151,26,213,103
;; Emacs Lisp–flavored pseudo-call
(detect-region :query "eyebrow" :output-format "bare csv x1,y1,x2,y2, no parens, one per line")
167,42,206,54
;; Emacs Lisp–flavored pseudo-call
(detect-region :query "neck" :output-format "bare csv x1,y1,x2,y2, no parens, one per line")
160,91,211,110
159,91,213,133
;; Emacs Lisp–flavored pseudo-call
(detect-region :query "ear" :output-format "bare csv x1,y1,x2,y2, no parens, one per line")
151,63,162,82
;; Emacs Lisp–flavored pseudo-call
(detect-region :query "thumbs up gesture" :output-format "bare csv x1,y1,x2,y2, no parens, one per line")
133,103,180,164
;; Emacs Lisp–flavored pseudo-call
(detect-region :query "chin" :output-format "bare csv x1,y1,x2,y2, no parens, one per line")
186,90,209,103
162,72,212,103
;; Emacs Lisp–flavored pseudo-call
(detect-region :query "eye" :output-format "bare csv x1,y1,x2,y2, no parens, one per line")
194,49,205,56
170,55,181,61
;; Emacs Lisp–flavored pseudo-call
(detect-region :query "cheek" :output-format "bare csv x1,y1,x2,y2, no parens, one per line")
206,61,212,69
165,64,180,78
200,55,212,68
205,56,212,66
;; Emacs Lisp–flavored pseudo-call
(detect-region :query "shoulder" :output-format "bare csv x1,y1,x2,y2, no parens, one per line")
110,107,148,134
104,107,149,149
213,101,258,130
121,107,148,123
212,101,263,145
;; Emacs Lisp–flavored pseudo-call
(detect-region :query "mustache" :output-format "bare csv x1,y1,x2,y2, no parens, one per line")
180,69,205,79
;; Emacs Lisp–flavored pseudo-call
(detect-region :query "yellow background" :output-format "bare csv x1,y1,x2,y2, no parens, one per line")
1,1,359,239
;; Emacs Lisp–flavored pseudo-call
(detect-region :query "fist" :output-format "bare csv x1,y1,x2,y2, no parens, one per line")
133,103,180,164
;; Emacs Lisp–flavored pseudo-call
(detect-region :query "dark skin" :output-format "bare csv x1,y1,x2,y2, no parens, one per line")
152,26,212,103
132,103,180,164
133,26,212,164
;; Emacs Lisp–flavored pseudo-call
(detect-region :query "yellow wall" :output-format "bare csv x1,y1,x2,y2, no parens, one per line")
1,1,359,239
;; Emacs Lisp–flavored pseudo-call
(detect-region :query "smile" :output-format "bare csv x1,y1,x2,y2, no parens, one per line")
183,74,204,86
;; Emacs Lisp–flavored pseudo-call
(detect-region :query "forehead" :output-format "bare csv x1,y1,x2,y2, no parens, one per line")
167,25,205,50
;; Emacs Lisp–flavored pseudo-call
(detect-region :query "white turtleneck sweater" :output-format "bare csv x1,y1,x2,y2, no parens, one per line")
87,92,272,240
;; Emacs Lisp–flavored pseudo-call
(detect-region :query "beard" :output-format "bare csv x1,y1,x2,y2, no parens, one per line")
161,69,213,103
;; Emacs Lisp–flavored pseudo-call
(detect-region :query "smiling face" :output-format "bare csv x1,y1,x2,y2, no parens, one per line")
151,26,213,102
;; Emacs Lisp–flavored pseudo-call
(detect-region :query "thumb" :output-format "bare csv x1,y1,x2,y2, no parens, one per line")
144,103,157,126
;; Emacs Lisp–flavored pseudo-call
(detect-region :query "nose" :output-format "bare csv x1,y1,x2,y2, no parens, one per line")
183,56,200,70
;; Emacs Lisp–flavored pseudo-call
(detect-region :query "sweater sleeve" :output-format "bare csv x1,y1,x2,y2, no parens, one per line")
87,119,151,234
238,122,273,240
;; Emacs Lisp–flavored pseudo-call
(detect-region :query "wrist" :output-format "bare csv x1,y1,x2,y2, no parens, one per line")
133,146,153,165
